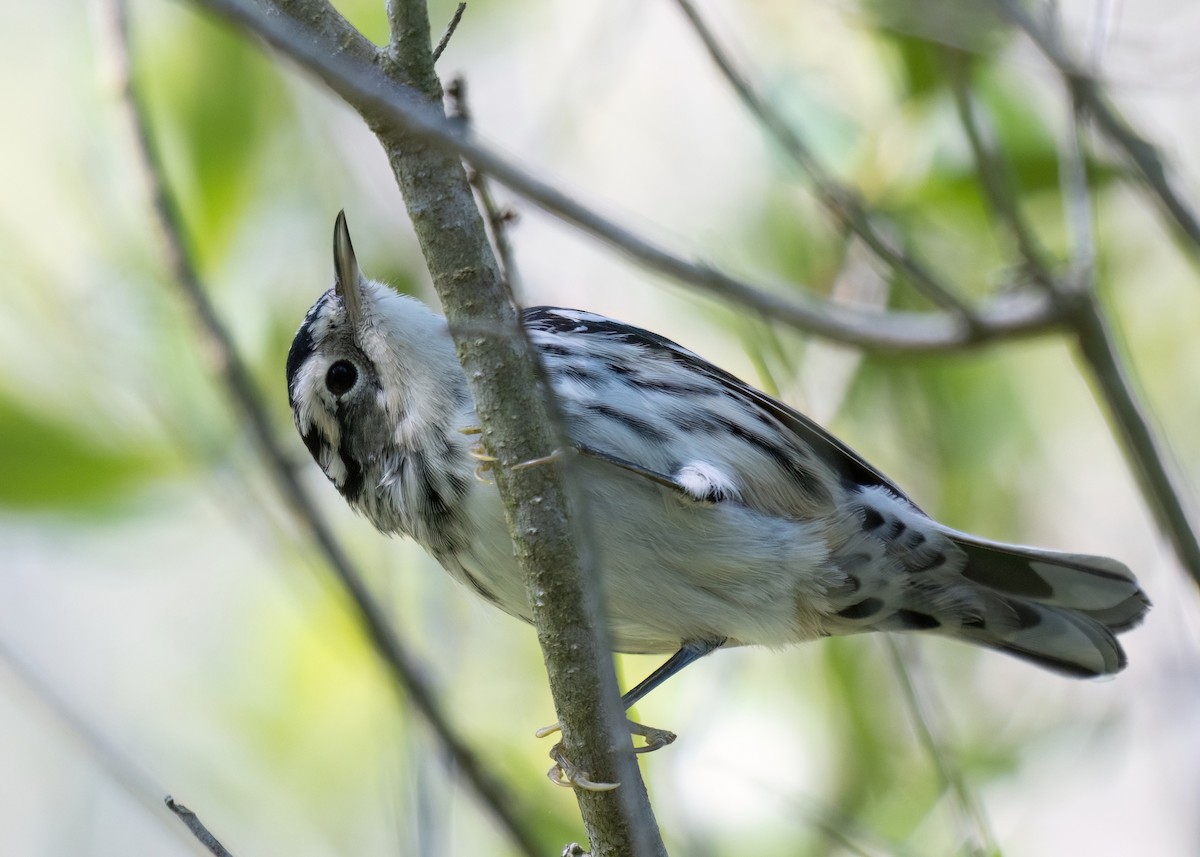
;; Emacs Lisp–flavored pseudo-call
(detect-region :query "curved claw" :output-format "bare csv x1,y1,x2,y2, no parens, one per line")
547,742,619,792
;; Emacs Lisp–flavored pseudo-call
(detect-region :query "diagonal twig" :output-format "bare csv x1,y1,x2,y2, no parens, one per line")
1049,45,1200,584
166,797,236,857
992,0,1200,259
447,75,523,296
113,3,545,854
432,2,466,63
669,0,981,327
940,46,1056,285
184,0,1067,354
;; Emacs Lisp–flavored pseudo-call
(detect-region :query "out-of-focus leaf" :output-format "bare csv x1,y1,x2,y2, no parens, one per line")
847,353,1034,534
748,188,848,294
819,637,941,843
0,395,167,512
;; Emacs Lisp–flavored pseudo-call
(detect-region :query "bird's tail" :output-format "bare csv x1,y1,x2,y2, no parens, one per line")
931,532,1149,677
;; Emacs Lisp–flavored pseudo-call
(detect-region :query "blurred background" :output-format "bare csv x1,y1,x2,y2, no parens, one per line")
3,0,1199,854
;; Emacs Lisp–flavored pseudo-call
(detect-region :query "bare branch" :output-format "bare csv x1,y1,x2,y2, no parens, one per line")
432,2,467,63
668,0,980,326
113,4,545,854
166,797,235,857
1069,294,1200,583
447,75,524,296
186,0,1065,354
992,0,1200,258
941,46,1056,285
261,2,669,853
1052,54,1200,584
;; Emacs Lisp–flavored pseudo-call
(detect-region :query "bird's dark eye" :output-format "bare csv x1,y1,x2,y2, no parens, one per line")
325,360,358,396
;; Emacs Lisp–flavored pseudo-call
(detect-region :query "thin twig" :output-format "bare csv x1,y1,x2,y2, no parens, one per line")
1060,90,1096,290
166,797,235,857
185,0,1068,354
1052,55,1200,583
886,640,999,857
1069,296,1200,582
0,636,204,852
432,2,466,63
113,5,544,855
1060,97,1200,580
992,0,1200,258
941,46,1056,286
447,75,523,295
669,0,981,326
272,2,669,854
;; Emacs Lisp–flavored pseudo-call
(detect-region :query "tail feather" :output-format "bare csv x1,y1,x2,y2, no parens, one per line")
825,492,1149,678
944,532,1149,677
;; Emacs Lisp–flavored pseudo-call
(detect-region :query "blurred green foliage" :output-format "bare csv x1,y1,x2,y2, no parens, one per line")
4,0,1190,855
0,394,168,512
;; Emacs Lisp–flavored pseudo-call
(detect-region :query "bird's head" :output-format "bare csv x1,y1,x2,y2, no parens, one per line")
285,212,469,509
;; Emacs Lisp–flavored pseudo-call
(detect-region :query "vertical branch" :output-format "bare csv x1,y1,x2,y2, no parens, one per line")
267,1,669,853
110,2,545,854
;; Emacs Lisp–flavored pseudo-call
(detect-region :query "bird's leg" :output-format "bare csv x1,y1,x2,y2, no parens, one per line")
538,639,724,789
513,448,565,470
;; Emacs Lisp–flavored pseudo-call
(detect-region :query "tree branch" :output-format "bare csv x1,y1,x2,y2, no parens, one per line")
114,3,546,854
940,46,1056,284
246,0,669,853
668,0,981,326
431,2,467,63
183,0,1065,355
992,0,1200,259
165,797,235,857
1053,65,1200,584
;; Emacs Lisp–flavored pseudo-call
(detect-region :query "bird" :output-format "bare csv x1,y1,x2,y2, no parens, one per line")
286,211,1148,769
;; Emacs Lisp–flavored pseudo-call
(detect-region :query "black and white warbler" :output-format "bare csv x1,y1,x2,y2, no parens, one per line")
287,213,1148,737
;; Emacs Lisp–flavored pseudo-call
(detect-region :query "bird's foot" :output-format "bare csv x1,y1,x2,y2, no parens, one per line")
536,716,677,788
546,742,619,792
460,429,497,482
627,719,677,753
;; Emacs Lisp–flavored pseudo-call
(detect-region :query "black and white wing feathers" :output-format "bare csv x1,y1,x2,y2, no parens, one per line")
523,307,1149,677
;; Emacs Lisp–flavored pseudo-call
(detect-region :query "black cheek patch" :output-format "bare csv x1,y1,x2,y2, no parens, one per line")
337,441,365,502
285,322,317,406
300,427,326,462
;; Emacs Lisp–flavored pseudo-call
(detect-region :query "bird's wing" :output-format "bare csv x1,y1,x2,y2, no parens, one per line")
523,307,916,516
